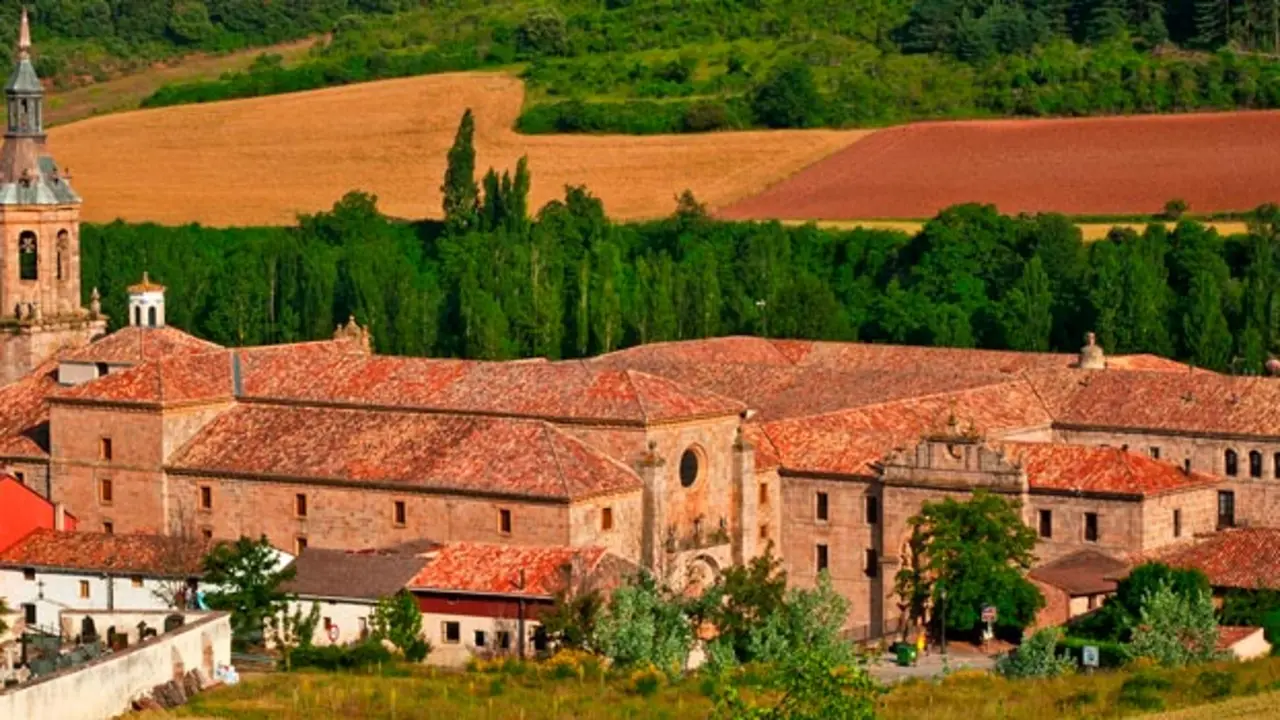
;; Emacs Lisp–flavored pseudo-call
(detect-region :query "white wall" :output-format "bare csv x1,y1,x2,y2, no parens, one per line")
0,569,182,631
0,612,232,720
422,612,544,667
286,597,375,647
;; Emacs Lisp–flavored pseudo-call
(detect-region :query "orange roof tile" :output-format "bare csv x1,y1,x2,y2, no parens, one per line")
1001,442,1222,498
61,325,220,365
407,543,608,598
167,405,642,501
1155,528,1280,590
0,528,208,576
0,357,58,458
1217,626,1262,650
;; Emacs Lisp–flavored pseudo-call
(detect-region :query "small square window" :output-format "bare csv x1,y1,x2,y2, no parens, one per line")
758,483,769,505
102,521,113,535
474,630,487,647
1149,446,1160,460
22,568,34,581
866,496,879,524
13,471,23,484
499,509,512,535
131,576,143,588
79,580,90,599
759,524,769,540
23,603,35,624
295,536,308,554
394,500,406,526
443,621,461,644
1084,513,1099,543
816,492,829,522
295,493,308,518
498,630,512,650
99,478,113,505
601,507,614,531
1038,509,1052,539
99,437,113,461
816,544,829,573
200,528,213,541
199,486,212,510
865,549,879,578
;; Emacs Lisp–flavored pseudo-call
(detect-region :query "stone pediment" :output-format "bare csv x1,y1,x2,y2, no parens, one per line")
880,436,1027,494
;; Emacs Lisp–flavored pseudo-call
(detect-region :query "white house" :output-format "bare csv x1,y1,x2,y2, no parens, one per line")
282,547,431,647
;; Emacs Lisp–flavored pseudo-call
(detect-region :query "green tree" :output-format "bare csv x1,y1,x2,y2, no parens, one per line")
540,587,605,651
895,491,1043,641
594,572,692,674
268,601,320,671
1072,562,1211,642
0,597,9,635
1125,581,1223,666
371,590,429,661
750,61,823,129
1182,270,1232,370
1002,255,1055,351
203,536,297,647
996,627,1075,678
693,549,789,662
442,109,479,235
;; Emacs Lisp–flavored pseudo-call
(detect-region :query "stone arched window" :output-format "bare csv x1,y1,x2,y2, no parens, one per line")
148,306,157,327
55,230,69,281
1225,449,1239,477
133,306,141,326
1250,450,1264,478
18,231,36,280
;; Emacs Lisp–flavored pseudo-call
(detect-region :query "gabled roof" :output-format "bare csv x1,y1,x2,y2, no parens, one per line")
1000,442,1222,498
1155,528,1280,590
61,325,220,366
0,529,208,577
1030,550,1130,595
0,357,58,458
166,405,643,501
282,547,432,601
407,543,612,599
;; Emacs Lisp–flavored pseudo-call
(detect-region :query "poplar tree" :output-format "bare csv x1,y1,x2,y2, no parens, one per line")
441,109,478,235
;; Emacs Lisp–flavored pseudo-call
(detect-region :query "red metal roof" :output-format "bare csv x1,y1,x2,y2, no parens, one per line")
407,543,608,598
0,528,208,576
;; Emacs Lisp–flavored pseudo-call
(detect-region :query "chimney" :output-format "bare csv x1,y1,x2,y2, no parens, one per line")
1078,331,1106,370
54,502,66,531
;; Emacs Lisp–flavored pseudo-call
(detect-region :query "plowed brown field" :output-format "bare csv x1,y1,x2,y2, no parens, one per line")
720,111,1280,220
49,73,866,226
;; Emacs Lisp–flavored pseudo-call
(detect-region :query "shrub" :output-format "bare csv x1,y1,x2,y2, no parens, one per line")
1117,671,1172,711
1163,198,1190,220
1124,581,1222,667
288,640,394,671
630,666,664,696
1195,669,1236,699
750,61,823,129
996,627,1075,678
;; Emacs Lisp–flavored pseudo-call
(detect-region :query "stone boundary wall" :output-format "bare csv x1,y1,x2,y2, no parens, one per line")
0,611,231,720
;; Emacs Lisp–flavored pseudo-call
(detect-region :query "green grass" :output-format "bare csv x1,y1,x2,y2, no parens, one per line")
135,656,1280,720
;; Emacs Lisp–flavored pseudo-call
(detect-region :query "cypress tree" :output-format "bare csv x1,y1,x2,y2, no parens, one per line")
442,109,479,235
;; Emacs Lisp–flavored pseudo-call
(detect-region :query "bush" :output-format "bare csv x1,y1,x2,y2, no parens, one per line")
1195,669,1236,699
630,666,663,696
287,640,394,671
682,100,731,132
996,628,1075,678
1163,198,1190,220
1117,671,1172,711
750,61,823,129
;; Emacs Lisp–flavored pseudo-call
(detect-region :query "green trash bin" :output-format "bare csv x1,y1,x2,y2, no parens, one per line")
896,645,917,667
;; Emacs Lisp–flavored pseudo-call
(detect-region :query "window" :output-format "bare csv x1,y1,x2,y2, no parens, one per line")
78,580,90,599
13,471,23,484
18,231,37,281
199,485,212,510
442,621,461,644
601,507,614,531
758,482,769,505
200,528,213,541
131,576,143,588
99,478,113,505
499,508,512,534
759,524,769,540
1251,451,1264,478
55,230,68,281
474,630,487,647
94,362,108,378
816,492,829,522
102,521,113,535
498,630,512,650
1084,513,1099,543
865,549,879,578
866,496,879,524
1225,449,1239,477
1218,490,1236,529
358,617,369,639
1274,452,1280,479
816,544,829,573
1184,458,1192,473
22,603,35,625
1038,509,1053,539
148,306,157,327
99,437,113,461
133,306,141,326
295,493,308,518
295,536,308,554
393,501,406,527
679,448,701,488
1149,446,1160,459
22,568,34,581
1173,509,1182,538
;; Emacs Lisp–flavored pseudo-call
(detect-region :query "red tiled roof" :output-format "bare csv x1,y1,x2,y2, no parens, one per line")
1029,550,1130,595
1155,528,1280,590
0,528,209,576
1001,442,1221,498
407,543,608,598
0,357,58,458
61,325,221,366
167,404,643,501
760,380,1053,477
1217,626,1262,650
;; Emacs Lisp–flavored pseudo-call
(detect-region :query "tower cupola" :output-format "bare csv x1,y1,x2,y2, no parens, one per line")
5,8,41,138
128,272,166,328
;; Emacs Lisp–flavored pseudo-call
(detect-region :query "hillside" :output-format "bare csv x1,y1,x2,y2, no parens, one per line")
50,73,864,226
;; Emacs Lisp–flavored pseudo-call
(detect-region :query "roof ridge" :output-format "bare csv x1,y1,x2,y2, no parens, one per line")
764,374,1030,428
622,369,651,424
543,422,572,499
541,421,644,499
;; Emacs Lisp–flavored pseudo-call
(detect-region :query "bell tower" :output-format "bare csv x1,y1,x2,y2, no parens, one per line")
0,9,103,385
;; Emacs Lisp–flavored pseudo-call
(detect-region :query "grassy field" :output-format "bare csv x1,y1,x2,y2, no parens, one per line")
129,656,1280,720
49,72,865,227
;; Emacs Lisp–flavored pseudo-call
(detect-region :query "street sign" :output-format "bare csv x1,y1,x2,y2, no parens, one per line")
1082,645,1100,668
981,605,997,623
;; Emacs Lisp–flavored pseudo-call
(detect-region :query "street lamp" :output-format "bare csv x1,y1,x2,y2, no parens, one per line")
939,586,947,656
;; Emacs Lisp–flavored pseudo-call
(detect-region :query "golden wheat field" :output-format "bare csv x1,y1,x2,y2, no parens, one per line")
49,72,867,227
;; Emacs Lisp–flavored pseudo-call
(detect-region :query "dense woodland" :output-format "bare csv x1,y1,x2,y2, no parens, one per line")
132,0,1280,130
78,117,1280,372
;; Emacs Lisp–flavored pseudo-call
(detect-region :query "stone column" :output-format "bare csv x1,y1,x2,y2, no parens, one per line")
636,442,667,577
732,427,757,565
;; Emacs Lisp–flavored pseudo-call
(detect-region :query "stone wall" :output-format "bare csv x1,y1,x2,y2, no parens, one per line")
1026,493,1143,564
0,316,103,386
0,611,231,720
1055,427,1280,485
567,490,644,564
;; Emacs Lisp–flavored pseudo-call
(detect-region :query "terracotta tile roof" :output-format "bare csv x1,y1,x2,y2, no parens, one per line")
1027,369,1280,438
1217,626,1262,650
760,379,1053,477
0,528,208,577
407,543,609,598
1030,550,1130,595
61,325,221,365
1155,528,1280,590
0,357,57,458
1000,442,1222,498
167,404,643,501
282,547,432,601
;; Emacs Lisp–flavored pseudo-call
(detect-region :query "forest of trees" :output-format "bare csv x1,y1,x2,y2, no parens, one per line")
79,115,1280,372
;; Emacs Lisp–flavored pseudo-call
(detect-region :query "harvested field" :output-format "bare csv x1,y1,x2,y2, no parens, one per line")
794,219,1251,239
49,73,865,227
721,111,1280,221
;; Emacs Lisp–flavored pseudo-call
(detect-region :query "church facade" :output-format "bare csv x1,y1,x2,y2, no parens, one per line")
2,15,1279,640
